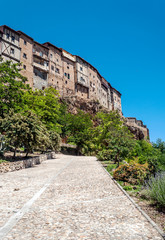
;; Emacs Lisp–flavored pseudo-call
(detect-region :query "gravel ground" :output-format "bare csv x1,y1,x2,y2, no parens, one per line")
0,154,163,239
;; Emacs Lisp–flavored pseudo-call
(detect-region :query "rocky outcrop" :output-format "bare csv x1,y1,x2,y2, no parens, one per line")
61,96,108,115
127,126,145,140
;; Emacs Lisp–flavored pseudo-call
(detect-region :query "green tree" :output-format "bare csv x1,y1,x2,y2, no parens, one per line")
152,138,165,154
49,130,61,152
66,111,93,154
23,87,61,132
0,110,51,157
0,58,30,117
92,111,135,166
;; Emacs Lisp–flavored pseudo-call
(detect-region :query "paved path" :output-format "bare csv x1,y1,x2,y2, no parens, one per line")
0,155,163,240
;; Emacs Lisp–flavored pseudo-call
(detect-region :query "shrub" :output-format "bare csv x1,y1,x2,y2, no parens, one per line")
113,163,149,185
146,172,165,207
97,149,113,161
49,130,61,152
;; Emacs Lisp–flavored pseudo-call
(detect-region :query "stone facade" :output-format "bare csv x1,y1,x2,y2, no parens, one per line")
43,42,63,95
61,49,76,96
75,56,89,99
111,87,122,112
18,31,34,88
33,41,49,90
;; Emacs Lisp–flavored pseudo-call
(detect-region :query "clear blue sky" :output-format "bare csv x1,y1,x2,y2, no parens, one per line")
0,0,164,142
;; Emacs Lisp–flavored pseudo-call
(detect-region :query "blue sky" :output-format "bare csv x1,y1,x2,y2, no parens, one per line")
0,0,164,142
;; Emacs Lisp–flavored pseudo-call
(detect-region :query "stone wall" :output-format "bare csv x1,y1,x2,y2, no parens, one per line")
125,117,149,140
0,152,56,174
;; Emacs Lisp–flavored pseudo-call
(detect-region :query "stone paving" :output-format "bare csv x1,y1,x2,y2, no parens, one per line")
0,154,163,239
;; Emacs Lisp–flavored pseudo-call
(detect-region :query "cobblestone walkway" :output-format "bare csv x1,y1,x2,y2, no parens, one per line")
0,155,163,239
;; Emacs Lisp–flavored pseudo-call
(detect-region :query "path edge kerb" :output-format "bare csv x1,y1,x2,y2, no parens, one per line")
97,159,165,240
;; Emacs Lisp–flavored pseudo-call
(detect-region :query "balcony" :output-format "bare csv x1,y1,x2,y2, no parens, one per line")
77,77,89,88
33,62,49,72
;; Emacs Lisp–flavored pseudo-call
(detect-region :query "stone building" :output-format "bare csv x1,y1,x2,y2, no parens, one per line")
100,77,109,109
61,49,76,96
33,41,49,90
126,117,149,140
75,56,89,99
0,25,21,63
0,25,123,114
111,87,122,113
18,31,34,88
43,42,63,95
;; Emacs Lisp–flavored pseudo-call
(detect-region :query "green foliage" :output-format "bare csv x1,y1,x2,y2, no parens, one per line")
152,138,165,154
0,110,51,157
146,173,165,207
0,159,7,164
113,162,149,185
152,138,165,171
97,149,113,161
65,111,93,154
0,58,30,117
23,87,61,132
92,111,135,166
49,130,61,152
128,140,162,174
0,134,8,156
106,164,117,174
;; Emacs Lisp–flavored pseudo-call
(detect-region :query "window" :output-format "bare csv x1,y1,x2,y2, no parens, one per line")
40,51,43,57
24,40,27,45
57,81,59,84
33,48,36,53
64,72,67,77
6,33,10,39
80,67,83,71
51,65,54,71
57,58,59,62
68,74,70,79
23,65,26,70
10,48,14,54
23,53,27,59
65,81,67,84
55,68,60,73
50,53,53,58
67,66,69,69
42,86,45,90
11,36,15,42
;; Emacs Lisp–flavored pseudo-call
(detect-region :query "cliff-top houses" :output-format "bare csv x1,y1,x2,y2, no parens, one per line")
0,25,122,113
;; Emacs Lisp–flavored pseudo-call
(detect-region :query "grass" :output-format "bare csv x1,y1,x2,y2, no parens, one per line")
0,159,8,164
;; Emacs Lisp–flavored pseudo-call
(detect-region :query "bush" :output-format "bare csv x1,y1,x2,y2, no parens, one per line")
97,149,112,161
49,130,61,152
113,163,149,185
146,172,165,207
